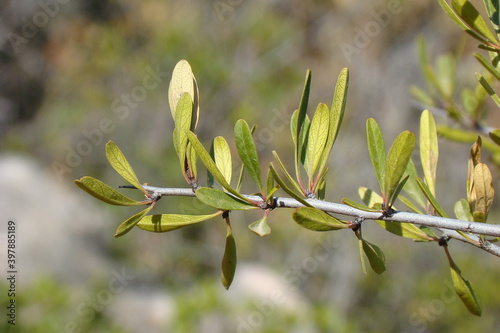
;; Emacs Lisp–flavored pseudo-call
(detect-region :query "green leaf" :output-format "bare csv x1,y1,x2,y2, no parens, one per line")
105,141,146,195
472,163,494,222
269,163,312,207
410,85,435,107
358,186,383,209
474,53,500,80
366,118,386,194
137,211,222,232
420,110,439,196
475,72,500,108
196,187,257,211
306,103,330,178
438,0,490,43
168,59,195,120
174,93,193,181
403,160,427,210
447,252,482,316
248,216,271,237
359,238,386,275
454,198,473,221
387,175,410,209
186,142,197,180
272,151,303,195
416,178,449,217
294,70,312,180
115,205,153,237
214,136,232,184
186,131,248,202
376,220,434,241
385,131,416,208
317,68,349,175
342,198,380,213
75,176,144,206
452,0,497,42
234,119,262,192
221,221,237,290
292,207,348,231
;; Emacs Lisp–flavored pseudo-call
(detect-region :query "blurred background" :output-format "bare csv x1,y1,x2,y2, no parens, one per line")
1,0,500,332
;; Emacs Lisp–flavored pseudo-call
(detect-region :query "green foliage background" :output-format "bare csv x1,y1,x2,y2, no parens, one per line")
2,0,500,332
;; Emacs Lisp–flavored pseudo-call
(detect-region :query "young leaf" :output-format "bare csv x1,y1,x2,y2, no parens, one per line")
403,159,427,210
360,238,386,275
475,72,500,108
312,68,349,176
214,136,232,184
234,119,262,192
420,110,439,196
416,178,449,217
294,70,312,180
366,118,386,194
472,163,494,222
186,131,247,201
115,205,153,237
106,141,147,195
489,129,500,146
446,250,482,316
454,198,473,221
387,175,410,209
248,216,271,237
359,186,384,209
168,59,195,120
385,131,416,208
342,198,380,213
196,187,257,211
292,207,348,231
174,92,193,181
75,176,144,206
452,0,497,42
376,220,434,241
474,53,500,80
272,150,303,195
306,103,330,179
137,211,222,232
269,163,312,207
221,220,237,290
438,0,490,43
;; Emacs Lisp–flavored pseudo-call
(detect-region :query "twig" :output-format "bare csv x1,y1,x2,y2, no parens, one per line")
137,185,500,257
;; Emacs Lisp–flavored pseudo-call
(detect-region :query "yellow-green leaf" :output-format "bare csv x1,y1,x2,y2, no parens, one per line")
452,0,497,42
376,220,434,241
106,141,146,195
359,237,386,275
366,118,386,194
186,131,247,201
115,205,153,237
306,103,330,179
385,131,416,208
196,187,257,211
248,216,271,237
168,59,195,120
438,0,490,43
221,221,237,290
317,68,349,175
447,253,482,316
214,136,232,184
454,198,473,221
137,211,222,232
234,119,262,191
292,207,348,231
75,176,144,206
420,110,439,196
416,178,449,217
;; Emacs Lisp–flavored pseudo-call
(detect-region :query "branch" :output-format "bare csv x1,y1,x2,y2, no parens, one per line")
140,185,500,257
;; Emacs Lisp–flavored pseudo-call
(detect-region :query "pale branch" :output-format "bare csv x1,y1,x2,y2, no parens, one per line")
140,185,500,257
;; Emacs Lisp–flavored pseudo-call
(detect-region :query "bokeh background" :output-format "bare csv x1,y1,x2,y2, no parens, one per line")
1,0,500,332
